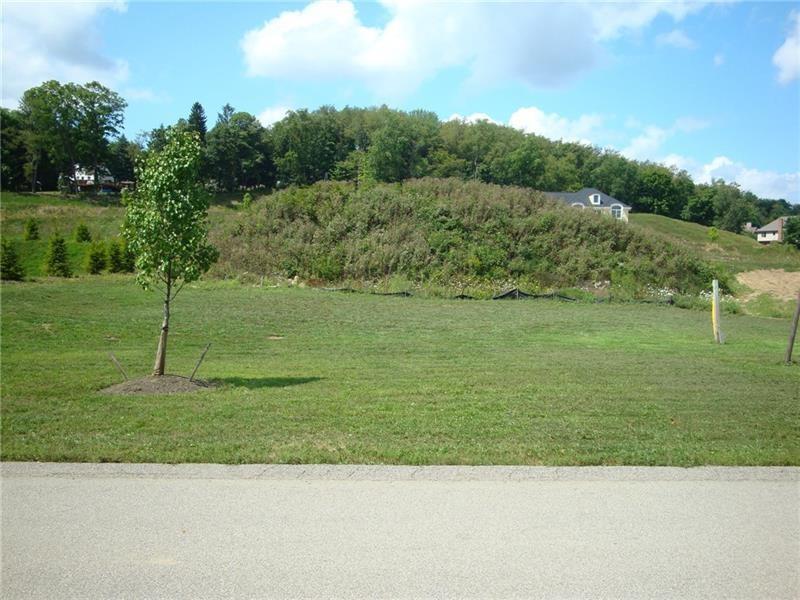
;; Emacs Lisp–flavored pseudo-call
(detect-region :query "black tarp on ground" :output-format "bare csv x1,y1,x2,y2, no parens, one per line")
492,288,536,300
492,289,577,301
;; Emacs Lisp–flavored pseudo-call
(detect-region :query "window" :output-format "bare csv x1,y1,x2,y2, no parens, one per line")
611,204,623,219
571,202,585,209
589,193,601,205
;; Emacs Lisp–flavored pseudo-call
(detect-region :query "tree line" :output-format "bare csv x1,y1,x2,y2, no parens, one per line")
2,80,797,232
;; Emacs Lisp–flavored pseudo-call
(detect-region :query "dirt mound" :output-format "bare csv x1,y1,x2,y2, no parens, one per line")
101,375,213,396
737,269,800,301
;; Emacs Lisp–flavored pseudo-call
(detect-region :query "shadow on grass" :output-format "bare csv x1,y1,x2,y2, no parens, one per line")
212,376,323,390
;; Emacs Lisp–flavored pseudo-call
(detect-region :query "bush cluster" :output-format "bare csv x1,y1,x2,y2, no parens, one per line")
213,178,728,293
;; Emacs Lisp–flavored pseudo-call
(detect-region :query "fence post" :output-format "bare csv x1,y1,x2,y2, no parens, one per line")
711,279,723,344
785,291,800,364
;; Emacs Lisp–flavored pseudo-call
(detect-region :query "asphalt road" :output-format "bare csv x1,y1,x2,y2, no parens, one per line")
2,463,798,599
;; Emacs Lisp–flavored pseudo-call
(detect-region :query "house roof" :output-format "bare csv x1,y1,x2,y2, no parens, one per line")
755,216,788,233
543,188,631,209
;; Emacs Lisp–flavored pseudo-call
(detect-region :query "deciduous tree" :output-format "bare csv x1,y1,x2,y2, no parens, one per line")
122,128,218,376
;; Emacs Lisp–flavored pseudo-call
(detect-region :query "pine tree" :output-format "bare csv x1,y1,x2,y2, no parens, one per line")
86,241,107,274
188,102,207,143
45,233,72,277
108,238,124,273
24,218,40,240
1,239,25,281
75,223,91,242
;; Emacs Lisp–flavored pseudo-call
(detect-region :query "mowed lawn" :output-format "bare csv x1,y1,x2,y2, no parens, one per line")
1,277,798,465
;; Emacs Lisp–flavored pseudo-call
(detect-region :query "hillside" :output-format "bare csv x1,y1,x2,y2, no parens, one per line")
213,178,721,293
629,213,799,273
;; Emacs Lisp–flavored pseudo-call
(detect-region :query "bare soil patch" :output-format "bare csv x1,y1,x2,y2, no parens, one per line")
101,375,213,396
736,269,800,301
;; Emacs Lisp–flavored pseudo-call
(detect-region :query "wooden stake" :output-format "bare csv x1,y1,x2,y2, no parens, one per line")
109,353,128,381
785,291,800,365
189,343,211,381
711,279,723,344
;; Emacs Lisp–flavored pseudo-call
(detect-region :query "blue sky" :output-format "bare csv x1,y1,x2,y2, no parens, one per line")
2,1,799,201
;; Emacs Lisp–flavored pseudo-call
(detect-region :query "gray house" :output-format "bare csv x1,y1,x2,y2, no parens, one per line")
544,188,631,223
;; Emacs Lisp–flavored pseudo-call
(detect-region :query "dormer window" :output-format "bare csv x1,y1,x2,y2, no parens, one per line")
589,193,601,206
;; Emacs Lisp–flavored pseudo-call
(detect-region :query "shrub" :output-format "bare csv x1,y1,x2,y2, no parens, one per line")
24,218,40,241
108,238,136,273
45,234,72,277
242,192,253,209
121,240,136,272
210,178,720,293
74,223,92,243
1,240,25,281
108,238,124,272
86,241,107,274
784,216,800,250
708,227,719,243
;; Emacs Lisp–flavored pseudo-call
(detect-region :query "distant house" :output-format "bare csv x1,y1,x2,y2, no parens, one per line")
72,165,119,194
755,216,790,244
543,188,631,223
743,222,758,234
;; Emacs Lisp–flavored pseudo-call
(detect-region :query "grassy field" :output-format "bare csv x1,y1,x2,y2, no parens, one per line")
630,213,800,273
1,277,797,465
0,192,235,277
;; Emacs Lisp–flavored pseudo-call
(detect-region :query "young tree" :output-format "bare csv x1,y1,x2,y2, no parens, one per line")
122,128,218,376
1,240,25,281
108,238,125,272
74,223,92,242
86,241,107,274
24,218,40,240
45,233,72,277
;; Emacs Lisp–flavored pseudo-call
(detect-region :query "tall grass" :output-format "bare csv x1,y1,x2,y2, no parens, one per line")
213,178,727,293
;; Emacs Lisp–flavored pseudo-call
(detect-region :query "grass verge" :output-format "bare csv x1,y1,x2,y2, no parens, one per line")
2,278,798,465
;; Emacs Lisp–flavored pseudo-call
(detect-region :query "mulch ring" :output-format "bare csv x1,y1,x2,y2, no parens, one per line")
100,375,214,396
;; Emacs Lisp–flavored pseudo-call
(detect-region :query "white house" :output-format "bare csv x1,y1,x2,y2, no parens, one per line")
74,165,115,188
543,188,632,222
755,216,790,244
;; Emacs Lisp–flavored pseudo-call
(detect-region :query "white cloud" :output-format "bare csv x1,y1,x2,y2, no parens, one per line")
590,1,706,40
656,29,697,49
122,88,167,103
1,1,129,107
674,116,710,132
621,117,709,160
257,106,292,127
662,153,694,171
447,112,499,125
713,52,725,66
508,107,603,144
622,126,671,160
240,1,710,95
773,11,800,84
658,154,799,201
695,156,799,201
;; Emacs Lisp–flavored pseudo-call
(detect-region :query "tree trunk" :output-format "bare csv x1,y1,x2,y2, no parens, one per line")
153,270,172,376
30,151,39,192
